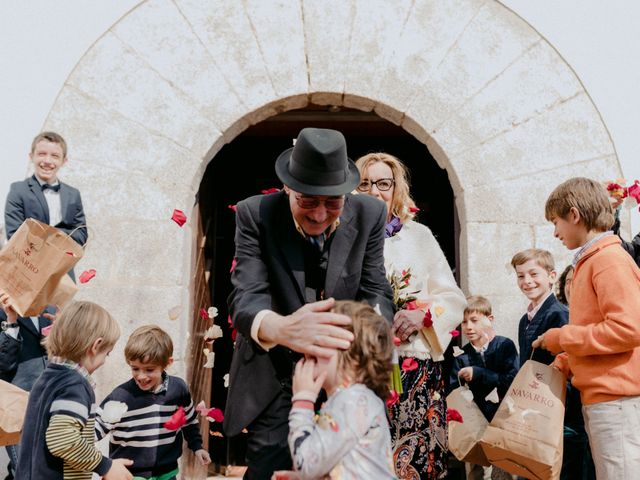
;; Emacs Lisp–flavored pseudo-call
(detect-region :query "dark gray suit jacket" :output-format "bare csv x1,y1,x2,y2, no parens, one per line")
224,191,394,436
4,175,87,245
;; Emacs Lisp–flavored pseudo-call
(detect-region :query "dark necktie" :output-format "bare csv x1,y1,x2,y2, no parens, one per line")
41,183,60,192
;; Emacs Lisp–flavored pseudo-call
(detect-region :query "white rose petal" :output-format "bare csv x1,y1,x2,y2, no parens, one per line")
223,373,230,388
453,346,465,357
101,401,128,424
203,349,215,368
207,307,219,319
204,324,223,341
373,304,382,315
485,388,500,403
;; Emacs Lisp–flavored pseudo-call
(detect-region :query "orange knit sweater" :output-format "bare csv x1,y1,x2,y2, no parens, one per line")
544,235,640,405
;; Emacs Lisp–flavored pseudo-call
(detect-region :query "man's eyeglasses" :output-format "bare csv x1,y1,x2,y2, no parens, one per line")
356,178,395,192
295,194,345,210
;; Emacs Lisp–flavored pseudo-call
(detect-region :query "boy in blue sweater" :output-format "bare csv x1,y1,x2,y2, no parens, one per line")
95,325,210,480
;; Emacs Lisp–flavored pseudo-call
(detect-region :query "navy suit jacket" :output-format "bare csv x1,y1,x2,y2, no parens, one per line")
224,191,394,436
449,336,519,421
518,293,568,367
4,175,87,245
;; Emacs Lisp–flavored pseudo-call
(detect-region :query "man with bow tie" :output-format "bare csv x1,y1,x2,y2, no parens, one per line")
224,128,394,479
4,131,88,258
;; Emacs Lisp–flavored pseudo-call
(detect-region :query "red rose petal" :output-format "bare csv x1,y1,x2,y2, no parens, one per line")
41,325,53,337
628,181,640,202
230,258,237,273
401,358,419,372
393,336,401,347
228,204,237,212
171,209,187,227
79,269,96,284
450,329,460,338
423,310,433,328
406,300,418,311
207,408,224,423
446,408,464,423
199,308,208,320
386,390,399,407
409,206,420,213
261,188,280,194
164,406,186,431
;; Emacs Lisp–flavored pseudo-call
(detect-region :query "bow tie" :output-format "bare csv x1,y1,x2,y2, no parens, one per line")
41,183,60,192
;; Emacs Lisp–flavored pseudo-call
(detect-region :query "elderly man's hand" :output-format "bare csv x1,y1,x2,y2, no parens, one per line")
260,298,354,358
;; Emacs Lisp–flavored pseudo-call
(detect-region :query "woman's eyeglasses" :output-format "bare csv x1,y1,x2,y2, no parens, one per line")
294,194,345,210
357,178,395,192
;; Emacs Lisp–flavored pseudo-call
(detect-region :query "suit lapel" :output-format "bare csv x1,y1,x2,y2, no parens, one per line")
28,176,50,224
275,201,306,303
58,182,70,224
18,316,40,338
324,200,357,298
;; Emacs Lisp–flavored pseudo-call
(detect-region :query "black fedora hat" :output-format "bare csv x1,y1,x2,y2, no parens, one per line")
275,128,360,196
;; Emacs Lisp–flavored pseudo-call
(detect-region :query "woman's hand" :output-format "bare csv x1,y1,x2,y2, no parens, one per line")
393,309,425,341
292,358,326,400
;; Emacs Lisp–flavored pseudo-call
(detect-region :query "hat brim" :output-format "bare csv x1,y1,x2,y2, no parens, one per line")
275,147,361,196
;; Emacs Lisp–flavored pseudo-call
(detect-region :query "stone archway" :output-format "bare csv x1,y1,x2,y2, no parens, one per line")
43,0,618,392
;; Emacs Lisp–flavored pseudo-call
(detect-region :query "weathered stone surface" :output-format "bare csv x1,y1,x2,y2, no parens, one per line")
448,93,615,188
66,32,221,157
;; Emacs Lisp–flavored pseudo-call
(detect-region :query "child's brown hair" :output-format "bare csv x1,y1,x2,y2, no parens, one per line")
332,301,393,401
31,131,68,159
464,295,492,317
544,177,614,232
511,248,555,273
125,325,173,367
45,301,120,362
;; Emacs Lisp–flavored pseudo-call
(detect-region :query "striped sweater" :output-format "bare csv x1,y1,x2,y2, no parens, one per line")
15,363,112,480
95,375,203,478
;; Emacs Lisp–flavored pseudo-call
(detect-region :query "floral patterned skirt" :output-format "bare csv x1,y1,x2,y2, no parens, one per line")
388,357,448,480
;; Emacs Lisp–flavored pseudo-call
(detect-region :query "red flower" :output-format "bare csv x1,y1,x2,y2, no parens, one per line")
79,269,96,284
228,204,237,212
409,206,420,213
261,188,280,194
199,308,208,320
207,408,224,423
230,258,237,273
423,310,433,328
628,181,640,203
450,329,460,338
386,390,399,407
401,358,419,372
446,408,463,423
406,300,419,311
393,336,401,347
171,209,187,227
164,406,186,430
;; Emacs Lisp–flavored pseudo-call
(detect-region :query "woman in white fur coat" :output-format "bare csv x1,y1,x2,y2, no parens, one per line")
355,153,466,480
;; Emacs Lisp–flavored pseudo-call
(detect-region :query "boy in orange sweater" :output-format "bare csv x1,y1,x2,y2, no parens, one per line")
533,177,640,479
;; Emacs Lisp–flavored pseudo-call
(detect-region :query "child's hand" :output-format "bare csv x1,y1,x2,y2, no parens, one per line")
195,448,211,466
42,304,60,323
292,358,327,400
104,458,133,480
458,367,473,382
0,293,18,324
532,334,547,350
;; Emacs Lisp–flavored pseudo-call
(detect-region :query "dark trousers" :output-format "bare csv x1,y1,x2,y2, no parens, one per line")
560,424,596,480
244,388,293,480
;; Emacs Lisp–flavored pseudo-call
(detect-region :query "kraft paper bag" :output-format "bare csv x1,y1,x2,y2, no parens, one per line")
447,385,490,467
480,360,566,480
0,380,29,446
0,218,83,316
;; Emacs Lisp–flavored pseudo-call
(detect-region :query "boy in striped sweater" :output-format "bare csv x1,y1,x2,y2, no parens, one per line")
95,325,211,480
15,301,133,480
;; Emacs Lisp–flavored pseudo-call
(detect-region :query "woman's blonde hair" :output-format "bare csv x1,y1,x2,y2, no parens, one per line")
354,153,417,224
125,325,173,367
45,301,120,362
332,300,393,401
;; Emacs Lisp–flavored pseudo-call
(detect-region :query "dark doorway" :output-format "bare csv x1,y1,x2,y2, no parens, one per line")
196,105,458,470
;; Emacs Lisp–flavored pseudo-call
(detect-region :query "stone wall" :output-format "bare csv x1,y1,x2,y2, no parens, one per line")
42,0,618,398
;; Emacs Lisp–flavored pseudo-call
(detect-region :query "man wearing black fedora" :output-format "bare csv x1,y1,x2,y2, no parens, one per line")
224,127,394,479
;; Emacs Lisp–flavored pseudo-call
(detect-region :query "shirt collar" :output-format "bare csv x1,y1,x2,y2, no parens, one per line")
49,356,96,389
572,231,614,266
33,174,60,187
292,217,340,240
152,372,169,394
527,291,553,321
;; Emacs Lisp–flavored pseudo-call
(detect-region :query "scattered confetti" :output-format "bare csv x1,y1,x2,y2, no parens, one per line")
450,329,460,338
168,305,181,321
453,346,465,357
207,408,224,423
79,269,96,284
386,390,399,407
422,310,433,328
204,324,223,342
446,408,463,423
171,209,187,227
408,206,420,213
227,204,237,212
261,188,280,194
230,258,236,273
401,358,419,373
203,348,215,368
101,401,128,424
199,308,208,320
434,305,445,317
207,307,218,319
223,373,230,388
164,406,186,431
